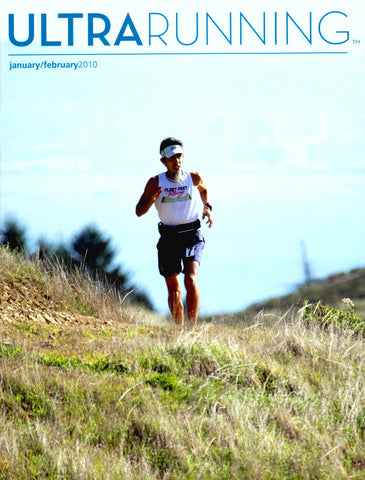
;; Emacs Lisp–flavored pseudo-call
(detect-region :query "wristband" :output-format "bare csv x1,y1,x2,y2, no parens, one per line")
204,203,212,211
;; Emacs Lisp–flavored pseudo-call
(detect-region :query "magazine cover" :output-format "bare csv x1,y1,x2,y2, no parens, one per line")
1,0,364,315
1,2,365,478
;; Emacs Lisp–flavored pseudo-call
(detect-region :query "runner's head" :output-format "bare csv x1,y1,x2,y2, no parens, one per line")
160,137,184,159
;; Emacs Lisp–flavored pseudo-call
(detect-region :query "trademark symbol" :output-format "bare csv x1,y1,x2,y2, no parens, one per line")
352,39,361,44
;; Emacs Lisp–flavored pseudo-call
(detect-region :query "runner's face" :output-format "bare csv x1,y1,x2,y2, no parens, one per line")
163,153,184,173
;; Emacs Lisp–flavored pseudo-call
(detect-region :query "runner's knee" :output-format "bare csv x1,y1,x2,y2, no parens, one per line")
184,272,197,291
166,275,181,296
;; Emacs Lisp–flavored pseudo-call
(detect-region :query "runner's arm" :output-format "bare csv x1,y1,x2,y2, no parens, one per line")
191,172,213,228
135,176,162,217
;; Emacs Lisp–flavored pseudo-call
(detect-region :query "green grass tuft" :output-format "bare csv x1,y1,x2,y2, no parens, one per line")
302,301,365,334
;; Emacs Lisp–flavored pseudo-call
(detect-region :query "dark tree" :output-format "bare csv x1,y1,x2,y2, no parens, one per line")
71,224,130,292
0,217,27,251
70,225,154,309
72,225,115,273
35,223,154,310
36,237,73,267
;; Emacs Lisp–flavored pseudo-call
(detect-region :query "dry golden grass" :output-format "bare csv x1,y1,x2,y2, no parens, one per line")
0,247,364,479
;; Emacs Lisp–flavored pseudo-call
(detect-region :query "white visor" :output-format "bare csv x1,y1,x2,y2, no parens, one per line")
161,144,184,158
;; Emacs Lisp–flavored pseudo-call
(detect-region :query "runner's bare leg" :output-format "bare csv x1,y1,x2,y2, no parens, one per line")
184,260,200,327
165,274,184,325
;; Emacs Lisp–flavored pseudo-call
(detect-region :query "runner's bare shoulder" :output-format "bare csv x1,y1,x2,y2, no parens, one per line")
190,172,202,186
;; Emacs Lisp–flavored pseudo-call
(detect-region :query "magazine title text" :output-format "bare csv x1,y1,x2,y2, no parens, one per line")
8,11,349,49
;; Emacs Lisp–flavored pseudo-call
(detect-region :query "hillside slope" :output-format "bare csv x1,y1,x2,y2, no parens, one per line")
0,247,154,335
0,247,365,479
246,267,365,319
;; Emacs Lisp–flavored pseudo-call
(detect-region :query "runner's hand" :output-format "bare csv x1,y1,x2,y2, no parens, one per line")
152,187,163,202
202,206,213,228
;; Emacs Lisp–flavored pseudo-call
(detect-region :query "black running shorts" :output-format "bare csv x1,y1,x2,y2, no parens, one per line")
157,228,205,278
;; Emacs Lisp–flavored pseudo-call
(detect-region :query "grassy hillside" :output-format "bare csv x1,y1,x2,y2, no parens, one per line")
0,247,365,479
245,267,365,320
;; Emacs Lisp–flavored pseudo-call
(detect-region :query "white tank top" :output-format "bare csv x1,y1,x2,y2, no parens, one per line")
154,171,200,226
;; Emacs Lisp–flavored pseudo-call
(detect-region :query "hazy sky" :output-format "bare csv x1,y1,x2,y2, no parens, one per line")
1,0,364,314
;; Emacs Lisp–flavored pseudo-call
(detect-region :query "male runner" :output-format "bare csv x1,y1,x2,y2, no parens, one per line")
135,137,213,326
